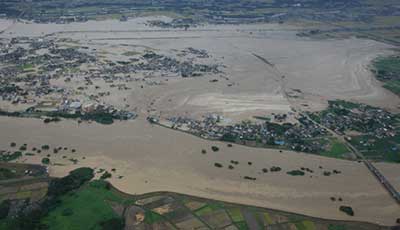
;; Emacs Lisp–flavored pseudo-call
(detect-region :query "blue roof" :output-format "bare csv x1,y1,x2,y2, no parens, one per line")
274,140,285,145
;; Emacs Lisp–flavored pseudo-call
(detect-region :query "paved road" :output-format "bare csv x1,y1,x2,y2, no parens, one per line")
306,113,400,205
346,140,400,204
254,52,400,206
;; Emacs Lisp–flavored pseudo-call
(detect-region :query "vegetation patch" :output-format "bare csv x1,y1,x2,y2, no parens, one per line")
321,139,350,159
195,205,214,216
0,168,17,180
227,208,245,222
372,55,400,96
295,220,316,230
0,151,22,162
235,221,248,230
339,206,354,216
211,146,219,152
41,157,50,165
270,166,282,172
328,224,346,230
144,210,164,224
100,171,112,180
263,212,273,225
287,170,305,176
122,51,141,56
43,179,127,229
243,176,256,181
349,134,400,163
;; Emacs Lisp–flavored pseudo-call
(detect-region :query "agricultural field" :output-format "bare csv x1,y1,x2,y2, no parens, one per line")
372,56,400,96
0,167,391,230
0,163,47,181
35,180,397,230
349,134,400,163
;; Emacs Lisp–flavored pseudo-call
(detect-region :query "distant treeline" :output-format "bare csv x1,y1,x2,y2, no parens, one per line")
0,0,369,20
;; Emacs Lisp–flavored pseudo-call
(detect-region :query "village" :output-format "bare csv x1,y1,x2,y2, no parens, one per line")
148,112,331,154
0,36,222,124
309,100,400,162
147,99,400,162
312,100,397,138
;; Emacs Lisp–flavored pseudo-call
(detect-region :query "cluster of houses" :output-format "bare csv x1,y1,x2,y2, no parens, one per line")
0,36,222,124
0,38,135,120
178,48,210,59
138,51,221,78
147,18,196,29
317,102,396,138
150,113,329,153
22,99,137,122
57,100,137,120
0,80,62,106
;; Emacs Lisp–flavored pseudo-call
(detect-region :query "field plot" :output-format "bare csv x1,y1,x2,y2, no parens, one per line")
37,180,394,230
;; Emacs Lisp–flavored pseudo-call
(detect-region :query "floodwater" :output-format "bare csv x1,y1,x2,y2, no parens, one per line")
1,116,399,225
1,17,400,225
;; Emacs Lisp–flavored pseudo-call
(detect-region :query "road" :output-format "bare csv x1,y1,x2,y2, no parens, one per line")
253,52,400,206
304,113,400,205
343,137,400,204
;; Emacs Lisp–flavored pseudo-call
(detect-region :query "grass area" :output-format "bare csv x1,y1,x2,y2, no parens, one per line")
122,51,141,56
374,56,400,77
295,220,316,230
20,63,35,71
14,191,32,200
349,134,400,163
383,79,400,96
227,208,245,222
194,205,214,216
321,139,350,159
194,202,223,217
328,224,347,230
253,116,271,121
0,168,17,180
42,180,132,230
373,55,400,96
235,221,248,230
144,210,164,224
263,212,273,225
